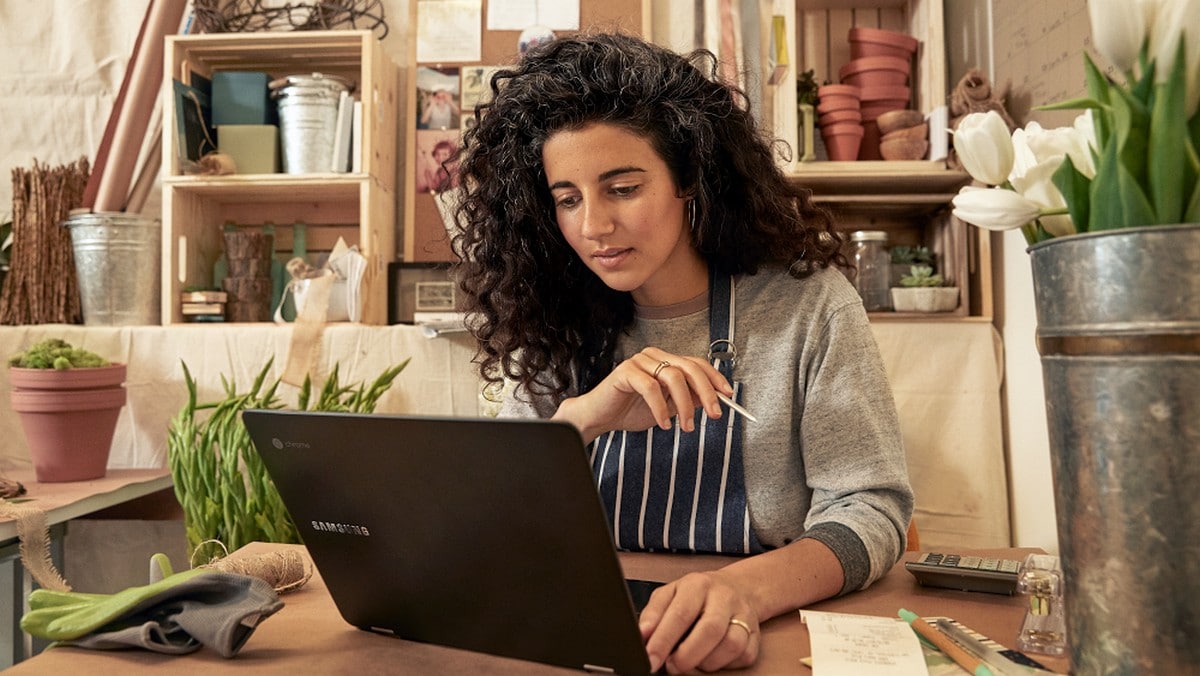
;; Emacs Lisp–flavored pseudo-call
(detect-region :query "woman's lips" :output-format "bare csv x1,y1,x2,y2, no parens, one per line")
592,248,632,269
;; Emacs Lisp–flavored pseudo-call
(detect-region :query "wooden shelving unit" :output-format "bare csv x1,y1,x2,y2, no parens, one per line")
160,30,399,325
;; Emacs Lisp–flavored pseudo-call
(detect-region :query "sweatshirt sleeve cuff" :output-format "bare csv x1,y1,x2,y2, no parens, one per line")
800,522,870,595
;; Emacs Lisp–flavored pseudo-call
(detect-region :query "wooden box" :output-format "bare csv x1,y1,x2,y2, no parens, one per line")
161,30,399,324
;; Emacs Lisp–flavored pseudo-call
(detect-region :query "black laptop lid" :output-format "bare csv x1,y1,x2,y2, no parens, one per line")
243,409,651,675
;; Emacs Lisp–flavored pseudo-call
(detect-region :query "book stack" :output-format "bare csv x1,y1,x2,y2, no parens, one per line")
180,290,227,322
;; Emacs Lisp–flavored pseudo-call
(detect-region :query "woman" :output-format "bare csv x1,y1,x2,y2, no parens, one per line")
453,33,912,673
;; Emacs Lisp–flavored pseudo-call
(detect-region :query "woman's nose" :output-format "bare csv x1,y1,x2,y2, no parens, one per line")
579,203,615,239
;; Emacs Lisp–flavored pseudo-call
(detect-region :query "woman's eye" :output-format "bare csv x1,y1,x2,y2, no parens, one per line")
611,185,639,197
555,195,580,209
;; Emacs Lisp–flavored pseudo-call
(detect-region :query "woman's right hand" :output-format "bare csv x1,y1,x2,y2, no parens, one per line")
552,348,734,443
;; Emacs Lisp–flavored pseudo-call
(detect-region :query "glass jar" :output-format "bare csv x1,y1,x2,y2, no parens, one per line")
849,230,891,311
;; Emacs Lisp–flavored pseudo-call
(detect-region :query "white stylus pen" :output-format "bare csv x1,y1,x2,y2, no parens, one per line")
716,392,758,423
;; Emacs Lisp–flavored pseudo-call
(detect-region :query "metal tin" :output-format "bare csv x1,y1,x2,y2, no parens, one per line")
65,212,161,325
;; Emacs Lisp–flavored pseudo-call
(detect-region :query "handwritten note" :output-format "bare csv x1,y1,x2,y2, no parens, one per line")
800,610,928,675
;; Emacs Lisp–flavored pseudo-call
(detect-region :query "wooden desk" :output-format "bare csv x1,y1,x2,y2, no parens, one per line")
1,468,174,668
6,543,1070,674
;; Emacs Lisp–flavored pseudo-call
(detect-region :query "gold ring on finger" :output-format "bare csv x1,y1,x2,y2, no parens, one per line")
652,360,671,378
728,617,752,638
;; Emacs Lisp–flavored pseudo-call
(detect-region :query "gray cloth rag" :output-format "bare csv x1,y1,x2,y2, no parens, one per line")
58,572,283,658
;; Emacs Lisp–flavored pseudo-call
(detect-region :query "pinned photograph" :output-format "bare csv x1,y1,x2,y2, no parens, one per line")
416,66,461,130
415,129,461,194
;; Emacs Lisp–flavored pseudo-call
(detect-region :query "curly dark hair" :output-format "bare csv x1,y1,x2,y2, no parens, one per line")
452,32,842,400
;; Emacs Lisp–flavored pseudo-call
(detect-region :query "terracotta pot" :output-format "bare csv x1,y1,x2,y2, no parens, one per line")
839,56,910,87
858,120,883,161
821,122,864,161
818,109,862,127
860,84,910,109
849,27,919,61
861,103,909,122
816,84,861,115
9,364,126,482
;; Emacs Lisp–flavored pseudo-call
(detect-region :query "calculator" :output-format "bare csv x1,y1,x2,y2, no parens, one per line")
905,552,1022,595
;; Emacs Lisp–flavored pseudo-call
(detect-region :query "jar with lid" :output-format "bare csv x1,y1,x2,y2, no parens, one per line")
849,230,891,311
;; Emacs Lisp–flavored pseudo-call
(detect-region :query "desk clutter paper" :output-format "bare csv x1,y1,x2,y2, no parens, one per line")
800,610,928,675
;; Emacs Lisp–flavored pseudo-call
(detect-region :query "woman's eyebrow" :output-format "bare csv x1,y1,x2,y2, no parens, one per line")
547,166,646,191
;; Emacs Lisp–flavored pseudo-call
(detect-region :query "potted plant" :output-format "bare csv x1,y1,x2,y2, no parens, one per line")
890,265,958,313
888,245,935,287
167,357,408,558
8,338,126,482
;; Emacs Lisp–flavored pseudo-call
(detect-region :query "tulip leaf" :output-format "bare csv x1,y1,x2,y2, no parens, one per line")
1106,87,1150,192
1037,97,1103,111
1148,40,1188,224
1083,53,1112,148
1090,135,1156,230
1052,155,1091,232
1186,178,1200,223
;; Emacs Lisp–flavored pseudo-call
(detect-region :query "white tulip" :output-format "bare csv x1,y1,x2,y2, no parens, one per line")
952,186,1043,231
1148,0,1200,115
954,111,1015,186
1011,120,1096,183
1088,0,1149,73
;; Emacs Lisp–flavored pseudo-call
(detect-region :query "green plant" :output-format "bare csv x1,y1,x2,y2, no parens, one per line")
8,338,110,369
899,265,945,287
167,357,409,556
889,245,935,266
797,69,819,107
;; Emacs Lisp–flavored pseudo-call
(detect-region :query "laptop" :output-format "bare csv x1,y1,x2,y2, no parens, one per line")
242,409,655,675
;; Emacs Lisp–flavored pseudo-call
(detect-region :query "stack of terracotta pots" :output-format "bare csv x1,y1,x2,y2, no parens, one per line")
816,83,863,161
844,27,919,160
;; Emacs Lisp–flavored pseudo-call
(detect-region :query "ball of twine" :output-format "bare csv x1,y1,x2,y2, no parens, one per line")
191,539,313,594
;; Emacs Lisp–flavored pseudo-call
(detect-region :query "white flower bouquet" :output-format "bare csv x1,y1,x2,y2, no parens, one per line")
951,0,1199,244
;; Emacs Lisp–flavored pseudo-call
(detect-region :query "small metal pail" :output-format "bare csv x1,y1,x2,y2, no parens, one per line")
65,212,161,325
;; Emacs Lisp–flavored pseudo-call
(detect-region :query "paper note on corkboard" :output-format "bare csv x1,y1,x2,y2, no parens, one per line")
992,0,1108,127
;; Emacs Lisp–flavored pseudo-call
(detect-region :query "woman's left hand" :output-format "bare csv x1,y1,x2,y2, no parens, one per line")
638,570,761,673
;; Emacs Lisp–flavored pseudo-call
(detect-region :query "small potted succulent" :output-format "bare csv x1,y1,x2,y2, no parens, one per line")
890,265,959,313
889,245,935,287
8,338,126,482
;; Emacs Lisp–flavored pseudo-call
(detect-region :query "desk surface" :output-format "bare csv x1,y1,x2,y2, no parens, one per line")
0,469,173,543
7,543,1070,674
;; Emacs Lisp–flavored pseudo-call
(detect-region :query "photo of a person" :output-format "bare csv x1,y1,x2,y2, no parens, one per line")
415,130,460,194
420,88,460,130
416,67,461,131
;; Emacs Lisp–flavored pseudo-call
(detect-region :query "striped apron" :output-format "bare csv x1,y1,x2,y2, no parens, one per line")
589,272,763,554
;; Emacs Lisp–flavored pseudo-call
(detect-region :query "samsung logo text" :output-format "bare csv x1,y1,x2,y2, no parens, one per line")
312,521,371,536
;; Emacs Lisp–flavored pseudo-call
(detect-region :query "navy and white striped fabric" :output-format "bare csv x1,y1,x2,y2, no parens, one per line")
590,272,763,554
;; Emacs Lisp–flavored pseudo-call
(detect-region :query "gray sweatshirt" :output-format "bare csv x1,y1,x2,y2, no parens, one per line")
501,265,913,593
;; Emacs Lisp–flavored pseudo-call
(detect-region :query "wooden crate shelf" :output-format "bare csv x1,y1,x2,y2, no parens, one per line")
161,30,398,325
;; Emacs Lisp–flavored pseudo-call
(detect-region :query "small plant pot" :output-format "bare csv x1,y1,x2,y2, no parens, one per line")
839,56,910,87
821,122,864,161
860,103,909,122
9,364,126,482
882,123,928,141
816,84,861,115
891,287,959,313
860,84,911,113
849,27,919,61
858,120,883,161
818,109,863,127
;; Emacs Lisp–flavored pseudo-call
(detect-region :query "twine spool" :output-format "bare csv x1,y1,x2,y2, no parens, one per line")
192,539,313,594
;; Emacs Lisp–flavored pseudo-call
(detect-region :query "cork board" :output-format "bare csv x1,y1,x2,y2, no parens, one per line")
405,0,648,262
991,0,1100,127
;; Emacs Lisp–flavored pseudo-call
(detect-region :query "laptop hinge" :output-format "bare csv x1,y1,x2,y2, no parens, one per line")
583,665,615,673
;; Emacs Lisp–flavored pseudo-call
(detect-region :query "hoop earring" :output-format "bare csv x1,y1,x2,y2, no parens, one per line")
687,200,697,234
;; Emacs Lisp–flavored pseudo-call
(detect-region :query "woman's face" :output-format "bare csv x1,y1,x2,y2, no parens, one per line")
542,122,706,306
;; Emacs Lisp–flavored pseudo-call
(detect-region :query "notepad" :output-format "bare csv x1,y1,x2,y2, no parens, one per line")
800,610,928,675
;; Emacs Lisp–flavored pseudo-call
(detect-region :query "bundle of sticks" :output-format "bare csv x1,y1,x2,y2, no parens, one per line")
0,157,90,325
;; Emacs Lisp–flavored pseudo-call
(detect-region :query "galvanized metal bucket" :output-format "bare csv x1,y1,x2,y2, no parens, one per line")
1029,223,1200,675
271,73,353,174
65,212,161,325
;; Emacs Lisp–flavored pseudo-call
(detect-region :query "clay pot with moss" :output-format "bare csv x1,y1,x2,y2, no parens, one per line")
8,338,125,482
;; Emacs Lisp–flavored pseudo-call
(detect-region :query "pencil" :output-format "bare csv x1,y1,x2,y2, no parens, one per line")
716,392,758,423
899,609,993,676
